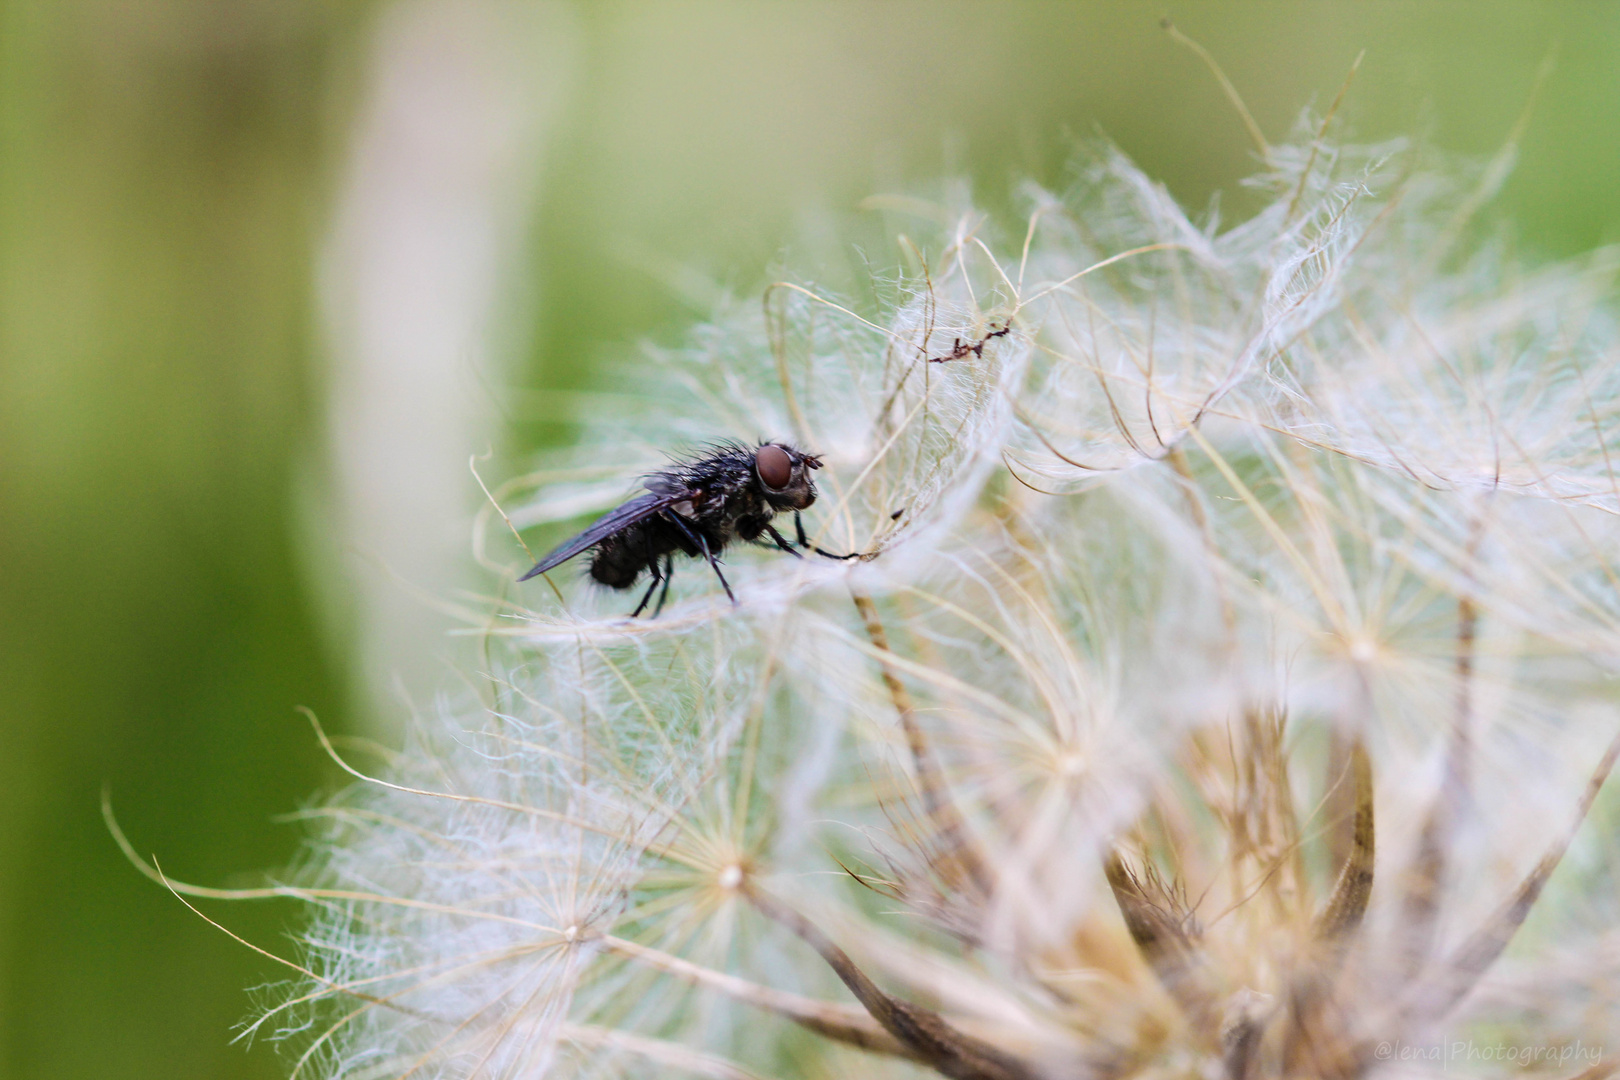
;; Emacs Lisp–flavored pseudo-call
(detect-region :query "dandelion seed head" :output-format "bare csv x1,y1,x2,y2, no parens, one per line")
247,117,1620,1079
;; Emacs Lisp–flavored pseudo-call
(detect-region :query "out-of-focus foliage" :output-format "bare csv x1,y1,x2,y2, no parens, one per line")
0,3,368,1078
1,2,1617,1078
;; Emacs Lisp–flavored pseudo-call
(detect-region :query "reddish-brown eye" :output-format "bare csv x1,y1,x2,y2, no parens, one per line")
756,444,792,489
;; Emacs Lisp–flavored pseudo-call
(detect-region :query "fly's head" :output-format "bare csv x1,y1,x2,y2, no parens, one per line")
754,443,820,511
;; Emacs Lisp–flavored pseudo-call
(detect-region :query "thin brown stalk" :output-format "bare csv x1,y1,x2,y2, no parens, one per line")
1315,739,1374,944
1421,727,1620,1019
1396,589,1476,977
1221,1019,1263,1080
1280,738,1373,1080
747,886,1041,1080
1103,851,1218,1038
1160,19,1272,169
1232,706,1308,926
1282,50,1363,224
1319,727,1358,892
851,590,993,899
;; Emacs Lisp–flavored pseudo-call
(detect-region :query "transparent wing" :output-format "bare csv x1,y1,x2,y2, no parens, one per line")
519,490,691,580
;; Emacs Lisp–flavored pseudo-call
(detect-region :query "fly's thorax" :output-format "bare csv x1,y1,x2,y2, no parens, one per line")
707,483,772,537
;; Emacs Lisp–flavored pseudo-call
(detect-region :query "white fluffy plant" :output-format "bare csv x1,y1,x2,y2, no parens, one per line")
122,112,1620,1080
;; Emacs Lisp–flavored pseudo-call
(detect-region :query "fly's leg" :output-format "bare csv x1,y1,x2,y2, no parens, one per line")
814,547,865,561
664,512,737,605
652,551,675,617
629,570,660,617
696,533,737,604
630,534,663,617
762,523,804,558
794,510,867,561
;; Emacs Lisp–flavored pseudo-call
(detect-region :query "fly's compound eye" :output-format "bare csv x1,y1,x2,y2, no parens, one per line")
756,444,793,490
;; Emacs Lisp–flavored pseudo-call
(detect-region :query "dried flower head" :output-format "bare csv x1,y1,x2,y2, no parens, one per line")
122,105,1620,1080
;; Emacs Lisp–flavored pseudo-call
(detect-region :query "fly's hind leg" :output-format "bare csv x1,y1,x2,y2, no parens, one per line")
651,551,675,617
629,540,663,617
794,511,868,561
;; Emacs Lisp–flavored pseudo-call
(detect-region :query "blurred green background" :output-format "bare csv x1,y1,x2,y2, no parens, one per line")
0,2,1615,1076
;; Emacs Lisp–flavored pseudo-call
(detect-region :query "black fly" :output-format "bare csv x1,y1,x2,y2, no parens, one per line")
520,442,858,616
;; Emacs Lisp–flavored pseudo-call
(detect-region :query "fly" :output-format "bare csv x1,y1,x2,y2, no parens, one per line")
521,441,859,616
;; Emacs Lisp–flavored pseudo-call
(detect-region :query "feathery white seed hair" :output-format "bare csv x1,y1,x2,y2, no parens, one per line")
276,124,1620,1079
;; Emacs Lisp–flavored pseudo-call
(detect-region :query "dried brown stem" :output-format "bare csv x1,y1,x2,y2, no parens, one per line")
1221,1022,1262,1080
1421,727,1620,1019
851,590,993,899
1315,739,1374,944
1279,740,1373,1080
1396,572,1480,976
747,886,1041,1080
1103,851,1217,1036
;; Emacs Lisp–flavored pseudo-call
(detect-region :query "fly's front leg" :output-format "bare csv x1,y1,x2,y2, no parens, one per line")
664,512,737,605
762,523,804,558
794,510,867,561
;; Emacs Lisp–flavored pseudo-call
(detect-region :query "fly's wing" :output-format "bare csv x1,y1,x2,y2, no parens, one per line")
519,490,691,581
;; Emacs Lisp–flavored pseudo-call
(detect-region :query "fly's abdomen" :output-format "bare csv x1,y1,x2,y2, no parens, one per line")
588,520,689,590
589,531,650,589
